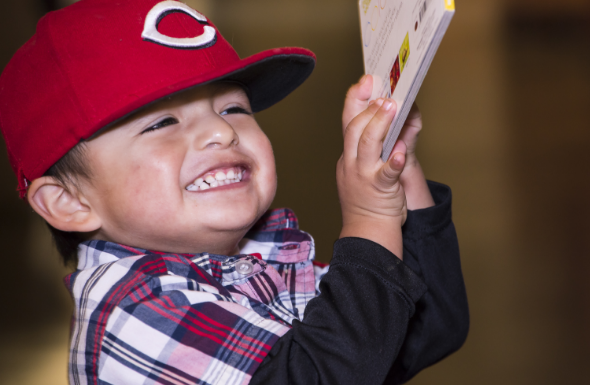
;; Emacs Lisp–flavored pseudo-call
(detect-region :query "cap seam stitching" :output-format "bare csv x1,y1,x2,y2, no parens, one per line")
29,17,91,178
45,16,91,123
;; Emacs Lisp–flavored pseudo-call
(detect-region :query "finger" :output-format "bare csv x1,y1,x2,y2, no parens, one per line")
406,103,421,122
342,74,373,135
343,98,384,159
404,104,422,130
357,99,397,165
379,139,407,186
397,104,422,154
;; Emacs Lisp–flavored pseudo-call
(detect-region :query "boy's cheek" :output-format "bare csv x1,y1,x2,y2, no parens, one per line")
242,131,276,188
258,144,278,202
264,173,278,208
87,161,175,222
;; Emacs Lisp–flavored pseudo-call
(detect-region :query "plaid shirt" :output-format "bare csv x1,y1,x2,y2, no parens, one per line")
65,208,329,385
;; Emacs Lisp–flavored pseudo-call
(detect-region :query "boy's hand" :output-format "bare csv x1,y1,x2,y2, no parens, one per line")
342,75,434,211
337,75,407,258
397,104,421,165
396,104,435,210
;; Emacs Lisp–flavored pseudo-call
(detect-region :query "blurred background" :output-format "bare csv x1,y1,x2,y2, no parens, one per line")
1,0,589,384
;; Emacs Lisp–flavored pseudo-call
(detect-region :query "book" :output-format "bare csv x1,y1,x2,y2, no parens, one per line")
359,0,455,161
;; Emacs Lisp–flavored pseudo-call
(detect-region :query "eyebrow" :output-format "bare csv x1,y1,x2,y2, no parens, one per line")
128,113,163,128
211,82,249,98
92,84,249,138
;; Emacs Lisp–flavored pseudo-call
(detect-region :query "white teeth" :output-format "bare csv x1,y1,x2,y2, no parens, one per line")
187,168,245,191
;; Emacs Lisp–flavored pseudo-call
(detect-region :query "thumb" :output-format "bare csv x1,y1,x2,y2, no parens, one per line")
380,140,407,185
342,75,374,134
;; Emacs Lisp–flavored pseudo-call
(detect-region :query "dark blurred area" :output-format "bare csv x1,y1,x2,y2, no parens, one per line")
1,0,589,383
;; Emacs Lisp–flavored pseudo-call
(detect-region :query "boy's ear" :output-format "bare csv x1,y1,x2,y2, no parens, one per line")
27,176,102,233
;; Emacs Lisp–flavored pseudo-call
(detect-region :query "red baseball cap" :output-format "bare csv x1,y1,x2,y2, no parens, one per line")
0,0,315,198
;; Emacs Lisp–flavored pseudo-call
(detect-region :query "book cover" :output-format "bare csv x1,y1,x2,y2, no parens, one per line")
359,0,455,160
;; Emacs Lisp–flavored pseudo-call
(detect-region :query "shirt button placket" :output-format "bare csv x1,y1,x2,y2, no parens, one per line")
235,260,254,275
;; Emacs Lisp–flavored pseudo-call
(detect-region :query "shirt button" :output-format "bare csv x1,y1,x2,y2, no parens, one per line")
236,260,254,275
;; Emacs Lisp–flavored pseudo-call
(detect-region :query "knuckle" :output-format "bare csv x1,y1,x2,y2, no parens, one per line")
342,124,350,138
410,124,423,134
368,102,381,114
348,113,364,128
343,122,357,139
379,169,392,183
382,164,399,180
359,134,373,148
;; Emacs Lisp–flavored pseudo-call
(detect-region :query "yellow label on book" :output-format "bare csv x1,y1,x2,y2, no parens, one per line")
445,0,455,11
399,33,410,73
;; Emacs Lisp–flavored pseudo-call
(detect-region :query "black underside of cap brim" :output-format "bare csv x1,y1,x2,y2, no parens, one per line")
220,53,316,113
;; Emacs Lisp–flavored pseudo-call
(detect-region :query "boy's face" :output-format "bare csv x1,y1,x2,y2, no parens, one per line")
81,83,277,255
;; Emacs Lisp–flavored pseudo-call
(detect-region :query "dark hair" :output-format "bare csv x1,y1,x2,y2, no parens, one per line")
42,142,92,266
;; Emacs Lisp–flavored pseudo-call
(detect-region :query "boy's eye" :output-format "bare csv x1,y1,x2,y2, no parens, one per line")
141,117,178,134
220,106,252,116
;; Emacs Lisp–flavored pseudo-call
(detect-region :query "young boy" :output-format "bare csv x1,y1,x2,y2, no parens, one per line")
0,0,468,384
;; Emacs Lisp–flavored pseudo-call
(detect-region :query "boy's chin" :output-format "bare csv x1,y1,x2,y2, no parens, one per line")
205,210,265,233
215,211,264,231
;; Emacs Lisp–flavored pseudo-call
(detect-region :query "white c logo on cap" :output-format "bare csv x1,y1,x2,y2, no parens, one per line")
142,1,217,49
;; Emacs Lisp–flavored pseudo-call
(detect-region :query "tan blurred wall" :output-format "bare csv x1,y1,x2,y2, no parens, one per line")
507,0,590,13
0,0,74,322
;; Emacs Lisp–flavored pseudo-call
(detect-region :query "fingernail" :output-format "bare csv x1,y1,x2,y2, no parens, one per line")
384,100,393,111
368,99,376,106
375,98,384,107
360,75,368,85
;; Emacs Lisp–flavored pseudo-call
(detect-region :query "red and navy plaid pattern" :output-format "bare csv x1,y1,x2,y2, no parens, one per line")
65,208,328,385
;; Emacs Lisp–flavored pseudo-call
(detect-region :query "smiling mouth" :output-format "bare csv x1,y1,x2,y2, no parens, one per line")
186,166,246,192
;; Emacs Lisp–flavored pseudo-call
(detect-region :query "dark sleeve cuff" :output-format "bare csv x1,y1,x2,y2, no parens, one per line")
403,180,453,239
332,237,427,304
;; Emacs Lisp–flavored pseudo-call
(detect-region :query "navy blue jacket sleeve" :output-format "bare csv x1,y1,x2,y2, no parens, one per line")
251,181,468,385
384,180,469,383
251,237,427,385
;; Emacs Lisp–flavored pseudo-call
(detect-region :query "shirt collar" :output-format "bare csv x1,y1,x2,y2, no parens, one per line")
77,208,302,271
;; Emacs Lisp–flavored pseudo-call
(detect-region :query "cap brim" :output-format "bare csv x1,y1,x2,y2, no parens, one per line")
95,47,315,138
219,48,316,113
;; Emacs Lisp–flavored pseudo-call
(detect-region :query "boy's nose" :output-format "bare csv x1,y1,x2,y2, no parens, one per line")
197,117,239,150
